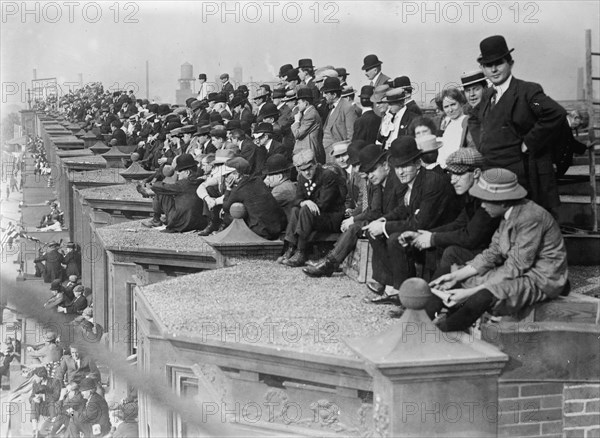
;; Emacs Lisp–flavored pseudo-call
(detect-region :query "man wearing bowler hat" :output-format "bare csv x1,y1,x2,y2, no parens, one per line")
321,77,358,161
363,136,456,302
253,122,292,165
263,154,297,223
292,87,325,164
303,142,405,278
298,58,320,102
470,35,570,215
378,88,418,149
353,85,381,144
273,88,295,149
279,149,346,267
362,54,390,117
141,153,208,233
387,76,422,116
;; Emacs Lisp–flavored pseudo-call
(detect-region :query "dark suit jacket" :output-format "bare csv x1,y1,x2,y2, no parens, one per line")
378,109,418,146
353,169,405,224
224,176,285,240
56,354,100,384
294,165,345,214
473,77,566,210
222,81,235,96
152,174,208,232
405,100,423,116
352,109,381,144
383,168,456,235
110,128,127,146
72,392,111,436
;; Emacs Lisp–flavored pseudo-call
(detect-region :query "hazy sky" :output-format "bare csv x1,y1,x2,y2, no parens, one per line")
1,0,599,113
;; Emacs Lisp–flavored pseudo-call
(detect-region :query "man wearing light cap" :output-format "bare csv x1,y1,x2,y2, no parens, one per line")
279,149,346,267
430,168,568,332
223,157,286,240
403,147,501,279
220,73,234,97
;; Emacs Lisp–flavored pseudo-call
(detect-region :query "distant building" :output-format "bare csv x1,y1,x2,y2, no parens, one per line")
175,62,195,105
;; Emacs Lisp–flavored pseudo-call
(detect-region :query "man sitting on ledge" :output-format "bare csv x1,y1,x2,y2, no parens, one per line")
429,168,568,332
140,153,207,233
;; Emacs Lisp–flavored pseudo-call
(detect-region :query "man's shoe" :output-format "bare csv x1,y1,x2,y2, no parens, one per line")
276,246,295,264
305,257,325,268
197,222,218,236
284,250,307,267
366,280,385,295
141,218,162,228
370,294,400,305
302,259,336,277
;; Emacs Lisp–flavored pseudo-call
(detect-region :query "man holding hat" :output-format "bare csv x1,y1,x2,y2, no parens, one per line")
430,168,568,332
303,143,405,278
263,154,297,223
353,85,381,144
363,136,456,301
67,377,111,437
279,149,346,267
321,77,358,161
470,34,569,214
403,147,501,279
141,153,208,233
292,88,325,164
223,157,286,239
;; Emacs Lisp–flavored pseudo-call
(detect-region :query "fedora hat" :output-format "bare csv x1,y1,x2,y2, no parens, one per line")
314,68,338,84
322,77,342,93
416,135,442,152
388,136,422,167
460,70,488,88
341,86,355,98
263,154,293,175
381,88,408,105
387,76,413,93
207,92,219,102
331,140,351,157
370,84,390,104
174,153,198,171
229,95,245,109
359,85,375,99
335,67,349,77
253,122,274,136
285,68,300,82
362,54,383,71
253,88,269,100
477,35,514,64
358,144,387,173
296,87,313,101
298,58,314,69
347,139,369,166
282,89,298,102
258,103,279,120
469,168,527,201
226,119,242,131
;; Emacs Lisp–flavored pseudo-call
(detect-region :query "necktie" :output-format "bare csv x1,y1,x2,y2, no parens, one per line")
490,88,497,108
369,80,374,87
360,176,369,212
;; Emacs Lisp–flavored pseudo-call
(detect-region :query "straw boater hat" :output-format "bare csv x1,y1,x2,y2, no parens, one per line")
469,168,527,201
460,70,488,88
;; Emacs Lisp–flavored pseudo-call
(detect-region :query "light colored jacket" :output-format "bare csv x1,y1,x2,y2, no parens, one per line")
464,199,567,315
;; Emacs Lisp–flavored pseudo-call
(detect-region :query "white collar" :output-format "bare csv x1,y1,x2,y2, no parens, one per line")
362,107,373,115
504,205,514,220
494,75,513,101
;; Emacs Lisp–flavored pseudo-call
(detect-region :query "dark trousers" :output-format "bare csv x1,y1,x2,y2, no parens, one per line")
152,194,174,221
369,232,419,289
432,245,480,279
285,206,343,251
425,289,496,332
329,222,367,264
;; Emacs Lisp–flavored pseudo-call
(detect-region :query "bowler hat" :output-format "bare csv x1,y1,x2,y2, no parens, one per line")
382,88,408,105
335,67,349,77
359,144,387,173
158,104,171,116
174,154,197,171
209,127,227,138
416,135,442,153
50,279,62,291
296,87,314,101
322,77,342,93
230,95,245,109
196,125,211,136
185,97,196,107
388,136,422,167
347,140,369,166
79,378,96,392
469,168,527,201
226,157,251,175
279,64,294,77
388,76,413,93
362,54,383,71
258,103,279,120
226,119,242,131
298,58,314,69
285,68,300,82
359,85,375,99
209,113,224,124
213,93,227,103
198,73,207,80
263,154,293,175
477,35,514,64
460,70,488,88
446,147,485,174
207,93,219,102
253,122,274,136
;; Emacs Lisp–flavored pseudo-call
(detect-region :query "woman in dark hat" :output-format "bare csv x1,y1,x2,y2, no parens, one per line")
430,168,568,332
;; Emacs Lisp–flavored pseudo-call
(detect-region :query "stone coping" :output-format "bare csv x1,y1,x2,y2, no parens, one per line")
69,168,126,185
96,219,214,255
78,183,150,202
61,155,107,166
139,259,401,358
56,149,94,158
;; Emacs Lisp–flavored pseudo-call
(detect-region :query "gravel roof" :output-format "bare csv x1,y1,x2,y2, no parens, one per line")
140,259,402,358
96,219,215,254
70,168,126,184
78,183,149,201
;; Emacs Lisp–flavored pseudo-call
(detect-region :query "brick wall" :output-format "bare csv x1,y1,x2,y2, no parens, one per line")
563,383,600,438
498,382,565,437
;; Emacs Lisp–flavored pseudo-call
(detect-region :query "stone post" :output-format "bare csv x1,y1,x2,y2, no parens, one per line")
346,278,508,437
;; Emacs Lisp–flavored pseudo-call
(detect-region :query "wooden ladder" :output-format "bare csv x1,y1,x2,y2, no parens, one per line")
585,29,599,231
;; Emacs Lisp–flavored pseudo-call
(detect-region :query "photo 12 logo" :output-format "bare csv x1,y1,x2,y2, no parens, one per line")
1,1,140,24
400,1,540,24
201,1,340,24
